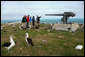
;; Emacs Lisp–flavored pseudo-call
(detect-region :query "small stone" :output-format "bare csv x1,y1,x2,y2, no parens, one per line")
75,45,83,50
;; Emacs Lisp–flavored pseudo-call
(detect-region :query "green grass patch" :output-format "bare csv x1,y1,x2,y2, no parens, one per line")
1,23,84,56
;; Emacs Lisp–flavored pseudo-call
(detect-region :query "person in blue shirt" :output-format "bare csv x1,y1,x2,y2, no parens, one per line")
29,16,32,27
29,16,32,23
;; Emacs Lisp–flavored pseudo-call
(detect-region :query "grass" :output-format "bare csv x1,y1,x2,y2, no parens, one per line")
1,23,84,56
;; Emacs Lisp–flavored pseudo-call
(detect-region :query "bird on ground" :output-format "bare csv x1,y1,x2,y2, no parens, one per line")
19,26,24,30
1,25,5,31
25,33,34,46
1,27,3,30
2,35,16,50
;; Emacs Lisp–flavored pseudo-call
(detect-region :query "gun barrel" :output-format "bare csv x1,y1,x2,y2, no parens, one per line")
45,14,64,16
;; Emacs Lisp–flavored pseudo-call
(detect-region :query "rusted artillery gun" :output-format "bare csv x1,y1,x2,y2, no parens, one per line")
45,12,75,24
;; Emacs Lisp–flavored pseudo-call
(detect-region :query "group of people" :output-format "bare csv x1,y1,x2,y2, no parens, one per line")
20,15,41,30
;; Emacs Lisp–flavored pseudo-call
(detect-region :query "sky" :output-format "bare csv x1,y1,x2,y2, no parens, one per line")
1,1,84,20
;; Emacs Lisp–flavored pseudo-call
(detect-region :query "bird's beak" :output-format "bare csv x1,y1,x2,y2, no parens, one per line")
14,37,16,38
13,36,16,38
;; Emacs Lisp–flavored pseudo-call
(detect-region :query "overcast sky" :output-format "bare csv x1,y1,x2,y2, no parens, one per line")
1,1,84,20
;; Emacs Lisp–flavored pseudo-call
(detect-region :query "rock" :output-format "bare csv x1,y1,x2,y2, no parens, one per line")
38,46,42,47
58,36,64,39
47,30,50,32
42,40,47,44
71,23,79,32
20,48,22,50
75,45,83,50
80,24,84,29
52,23,79,32
35,26,39,29
14,29,16,31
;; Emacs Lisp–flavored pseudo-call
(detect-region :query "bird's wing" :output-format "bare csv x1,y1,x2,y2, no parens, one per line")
27,38,34,46
25,38,29,44
7,42,15,50
2,42,11,47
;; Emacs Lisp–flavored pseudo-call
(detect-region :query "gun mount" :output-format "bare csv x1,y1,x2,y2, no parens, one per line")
45,12,75,24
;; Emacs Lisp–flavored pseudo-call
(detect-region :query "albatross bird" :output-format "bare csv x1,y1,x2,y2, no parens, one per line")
2,35,16,50
1,27,3,30
1,25,5,31
25,33,34,46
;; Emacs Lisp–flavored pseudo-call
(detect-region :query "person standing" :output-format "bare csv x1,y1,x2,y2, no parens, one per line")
32,16,35,26
22,15,27,29
36,15,41,26
29,16,32,25
26,15,30,28
29,16,32,28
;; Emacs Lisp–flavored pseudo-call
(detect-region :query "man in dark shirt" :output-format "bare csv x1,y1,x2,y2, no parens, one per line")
36,15,41,26
22,15,27,23
22,15,27,29
32,16,35,26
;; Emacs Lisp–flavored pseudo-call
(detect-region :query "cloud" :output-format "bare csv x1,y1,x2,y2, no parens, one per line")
1,1,84,20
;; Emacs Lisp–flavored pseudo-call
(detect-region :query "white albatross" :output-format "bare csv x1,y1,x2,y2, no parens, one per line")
1,27,3,30
25,33,34,46
2,35,16,50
